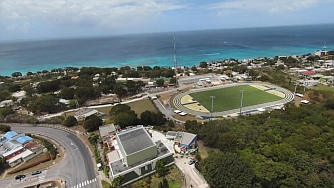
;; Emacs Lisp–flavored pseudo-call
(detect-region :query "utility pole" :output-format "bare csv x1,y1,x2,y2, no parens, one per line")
240,90,244,115
174,33,178,87
210,96,215,120
293,81,298,100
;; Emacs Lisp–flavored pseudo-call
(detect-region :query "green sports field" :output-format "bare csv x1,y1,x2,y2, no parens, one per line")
189,85,283,112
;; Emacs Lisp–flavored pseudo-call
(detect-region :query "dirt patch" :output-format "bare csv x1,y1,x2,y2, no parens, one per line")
172,114,198,122
159,91,177,103
197,140,215,159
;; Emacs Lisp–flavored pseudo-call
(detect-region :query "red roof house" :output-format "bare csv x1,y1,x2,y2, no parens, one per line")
302,71,316,75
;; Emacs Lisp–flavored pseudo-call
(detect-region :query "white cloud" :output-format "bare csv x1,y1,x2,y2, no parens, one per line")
0,0,186,29
205,0,334,13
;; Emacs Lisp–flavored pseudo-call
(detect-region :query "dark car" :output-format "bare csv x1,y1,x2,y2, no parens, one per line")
15,175,26,180
188,159,196,165
31,171,42,175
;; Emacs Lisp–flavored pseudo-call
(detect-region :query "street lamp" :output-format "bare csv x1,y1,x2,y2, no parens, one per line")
240,90,244,115
210,96,215,120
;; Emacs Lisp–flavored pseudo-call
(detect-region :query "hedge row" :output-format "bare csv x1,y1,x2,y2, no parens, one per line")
8,153,51,174
28,134,57,156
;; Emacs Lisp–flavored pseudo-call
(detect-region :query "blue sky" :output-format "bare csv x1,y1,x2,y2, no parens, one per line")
1,0,334,41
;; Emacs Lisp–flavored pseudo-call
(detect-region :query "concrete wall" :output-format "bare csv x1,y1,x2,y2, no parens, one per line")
126,145,157,166
24,149,43,162
117,136,127,165
8,158,23,167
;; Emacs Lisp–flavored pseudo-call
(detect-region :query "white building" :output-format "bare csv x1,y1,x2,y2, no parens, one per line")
108,126,174,186
0,100,14,108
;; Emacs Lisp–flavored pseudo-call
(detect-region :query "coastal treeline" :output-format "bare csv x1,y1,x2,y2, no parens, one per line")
0,66,177,115
187,90,334,187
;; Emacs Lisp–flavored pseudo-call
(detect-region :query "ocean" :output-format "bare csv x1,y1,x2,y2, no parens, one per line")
0,24,333,76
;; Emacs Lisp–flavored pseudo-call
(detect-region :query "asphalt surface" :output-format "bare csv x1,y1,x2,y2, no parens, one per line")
0,126,100,188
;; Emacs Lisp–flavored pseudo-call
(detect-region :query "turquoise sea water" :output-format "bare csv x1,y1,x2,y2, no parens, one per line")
0,24,333,76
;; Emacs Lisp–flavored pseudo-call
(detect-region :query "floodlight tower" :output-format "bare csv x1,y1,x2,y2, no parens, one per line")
240,90,245,115
210,96,215,120
174,33,178,87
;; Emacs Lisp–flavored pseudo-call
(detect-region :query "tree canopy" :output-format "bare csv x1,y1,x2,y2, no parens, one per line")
83,115,103,132
204,152,255,188
63,116,78,127
0,124,11,133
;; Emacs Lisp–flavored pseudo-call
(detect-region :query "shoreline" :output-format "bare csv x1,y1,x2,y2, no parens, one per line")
1,48,333,77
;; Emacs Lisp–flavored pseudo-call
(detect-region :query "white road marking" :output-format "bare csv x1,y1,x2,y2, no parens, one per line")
73,148,79,151
71,177,97,188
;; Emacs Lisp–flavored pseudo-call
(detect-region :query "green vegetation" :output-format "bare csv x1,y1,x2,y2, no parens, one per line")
204,152,255,188
127,99,158,116
101,180,112,188
83,115,103,132
154,159,167,177
0,107,14,121
63,115,78,127
186,88,334,187
2,66,175,117
29,135,57,156
189,85,282,112
135,165,183,188
109,103,166,129
94,146,101,163
0,124,11,133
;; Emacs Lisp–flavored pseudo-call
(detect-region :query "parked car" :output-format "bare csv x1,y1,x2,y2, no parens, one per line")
188,159,196,165
31,171,42,175
15,175,26,180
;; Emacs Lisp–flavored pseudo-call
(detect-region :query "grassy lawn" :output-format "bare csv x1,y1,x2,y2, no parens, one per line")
149,165,183,188
93,99,157,117
126,99,158,115
101,180,111,188
311,84,334,92
189,85,282,112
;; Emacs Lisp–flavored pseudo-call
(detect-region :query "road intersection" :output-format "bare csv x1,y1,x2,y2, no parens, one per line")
0,126,100,188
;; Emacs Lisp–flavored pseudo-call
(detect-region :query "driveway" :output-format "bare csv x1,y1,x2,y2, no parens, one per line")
175,156,209,188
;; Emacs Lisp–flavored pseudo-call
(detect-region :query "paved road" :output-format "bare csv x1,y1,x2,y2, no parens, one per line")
175,156,209,188
0,126,100,188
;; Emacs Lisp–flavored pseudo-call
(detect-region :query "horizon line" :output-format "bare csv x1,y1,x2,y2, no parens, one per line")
1,23,333,43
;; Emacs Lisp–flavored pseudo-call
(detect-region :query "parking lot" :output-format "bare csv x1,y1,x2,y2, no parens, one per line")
151,130,209,188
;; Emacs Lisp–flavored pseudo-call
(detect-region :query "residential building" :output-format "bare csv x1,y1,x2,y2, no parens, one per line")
59,99,70,105
116,78,151,83
74,108,99,121
166,131,198,151
99,124,117,148
315,50,328,57
0,82,4,89
0,131,44,167
0,100,14,108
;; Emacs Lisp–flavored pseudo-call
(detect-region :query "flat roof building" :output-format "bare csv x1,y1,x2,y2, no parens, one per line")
109,126,174,186
74,108,98,121
99,124,116,138
117,127,157,167
173,132,198,150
